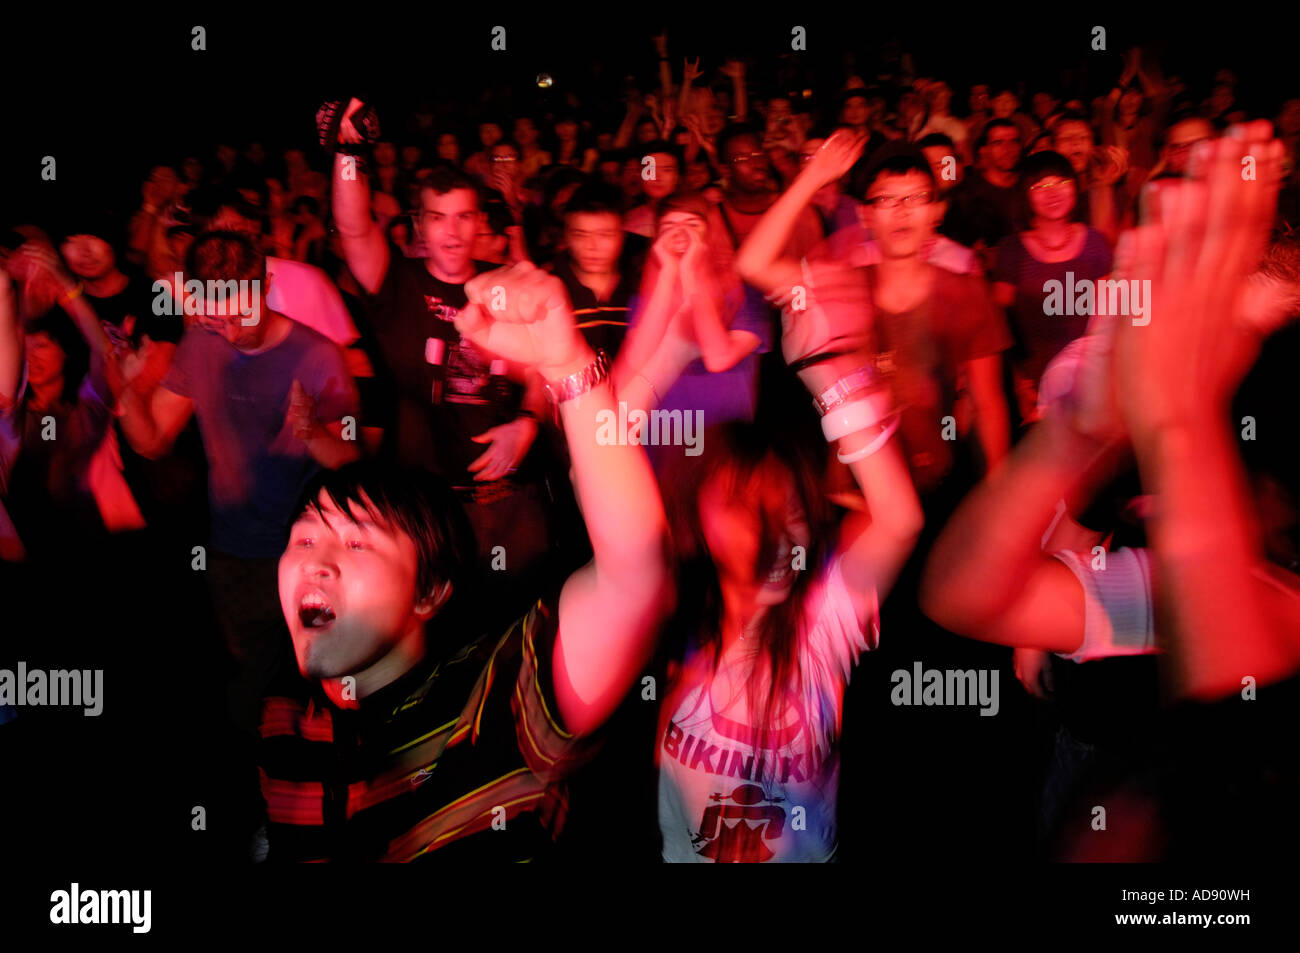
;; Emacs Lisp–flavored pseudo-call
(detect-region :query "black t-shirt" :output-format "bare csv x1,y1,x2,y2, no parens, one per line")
943,173,1018,250
364,253,523,485
88,268,184,348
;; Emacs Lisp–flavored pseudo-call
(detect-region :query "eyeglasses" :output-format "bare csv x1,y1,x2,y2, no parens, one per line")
728,152,767,166
988,137,1021,148
491,155,518,164
864,191,934,208
1029,178,1073,192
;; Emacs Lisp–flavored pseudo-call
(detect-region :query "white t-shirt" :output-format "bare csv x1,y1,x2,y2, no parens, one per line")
658,556,877,862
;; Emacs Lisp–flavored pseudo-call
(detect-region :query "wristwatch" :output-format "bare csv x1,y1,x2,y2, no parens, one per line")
544,350,611,404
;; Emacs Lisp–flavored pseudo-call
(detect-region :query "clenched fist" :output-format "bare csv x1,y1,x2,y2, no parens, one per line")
455,262,590,379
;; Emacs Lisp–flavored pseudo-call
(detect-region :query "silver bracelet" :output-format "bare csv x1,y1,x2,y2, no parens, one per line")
813,364,884,416
544,350,611,404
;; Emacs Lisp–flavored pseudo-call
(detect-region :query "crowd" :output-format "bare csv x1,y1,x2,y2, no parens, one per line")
3,33,1299,865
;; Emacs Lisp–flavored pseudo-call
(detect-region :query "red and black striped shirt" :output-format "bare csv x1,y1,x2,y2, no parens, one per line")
258,600,593,862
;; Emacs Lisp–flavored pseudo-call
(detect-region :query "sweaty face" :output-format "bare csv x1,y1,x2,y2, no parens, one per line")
417,188,480,276
60,235,115,280
280,494,428,681
698,462,811,606
566,211,624,275
865,170,938,259
642,152,679,200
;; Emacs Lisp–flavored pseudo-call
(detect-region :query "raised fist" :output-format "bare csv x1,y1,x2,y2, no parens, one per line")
456,262,587,377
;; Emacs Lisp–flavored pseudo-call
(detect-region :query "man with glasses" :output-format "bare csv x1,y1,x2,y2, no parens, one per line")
739,137,1010,495
718,124,822,257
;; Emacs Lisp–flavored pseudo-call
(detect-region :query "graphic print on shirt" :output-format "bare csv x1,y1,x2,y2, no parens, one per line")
667,684,827,863
424,294,492,405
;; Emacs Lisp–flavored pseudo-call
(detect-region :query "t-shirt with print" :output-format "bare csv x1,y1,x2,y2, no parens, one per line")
89,267,184,349
863,264,1013,494
363,253,524,485
993,227,1114,384
658,554,878,862
161,320,358,558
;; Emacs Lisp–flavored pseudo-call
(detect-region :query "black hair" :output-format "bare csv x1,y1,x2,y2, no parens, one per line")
975,117,1020,153
1049,112,1092,141
564,182,625,220
853,142,936,200
916,132,957,154
638,139,684,168
420,165,482,206
23,309,88,406
482,198,515,237
716,122,763,160
292,461,479,629
185,229,266,284
1014,150,1081,229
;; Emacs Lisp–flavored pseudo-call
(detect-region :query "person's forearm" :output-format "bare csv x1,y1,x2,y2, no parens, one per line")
332,153,388,293
735,172,820,289
687,288,757,373
1090,182,1120,246
1135,419,1287,698
972,388,1011,472
732,71,747,121
116,387,162,458
921,415,1116,629
613,266,679,385
550,349,668,577
61,291,111,358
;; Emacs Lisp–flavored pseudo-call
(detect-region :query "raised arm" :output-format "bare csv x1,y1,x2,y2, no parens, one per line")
1114,127,1300,699
328,98,390,295
456,263,671,737
736,129,865,300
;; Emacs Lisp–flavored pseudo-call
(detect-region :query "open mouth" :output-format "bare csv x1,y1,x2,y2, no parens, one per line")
763,540,795,587
298,591,337,629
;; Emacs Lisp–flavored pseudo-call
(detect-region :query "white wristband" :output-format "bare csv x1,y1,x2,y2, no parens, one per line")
821,391,892,443
837,415,900,464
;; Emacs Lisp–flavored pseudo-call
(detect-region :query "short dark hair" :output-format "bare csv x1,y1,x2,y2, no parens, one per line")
976,118,1019,153
638,139,683,167
293,461,478,617
717,123,763,160
854,142,935,200
420,166,482,205
916,132,957,154
564,182,624,220
185,229,265,284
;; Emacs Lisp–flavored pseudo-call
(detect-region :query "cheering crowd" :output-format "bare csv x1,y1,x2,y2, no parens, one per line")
3,33,1299,864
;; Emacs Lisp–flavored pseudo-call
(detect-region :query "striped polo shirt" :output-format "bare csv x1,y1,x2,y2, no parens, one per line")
550,255,641,360
258,600,593,862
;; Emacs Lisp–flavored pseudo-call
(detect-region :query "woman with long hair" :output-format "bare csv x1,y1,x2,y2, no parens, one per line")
613,209,923,860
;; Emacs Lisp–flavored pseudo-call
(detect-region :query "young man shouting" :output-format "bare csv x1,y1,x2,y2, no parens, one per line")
258,261,672,862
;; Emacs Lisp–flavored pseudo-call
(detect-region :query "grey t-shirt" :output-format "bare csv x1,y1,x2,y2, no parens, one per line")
162,321,357,558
